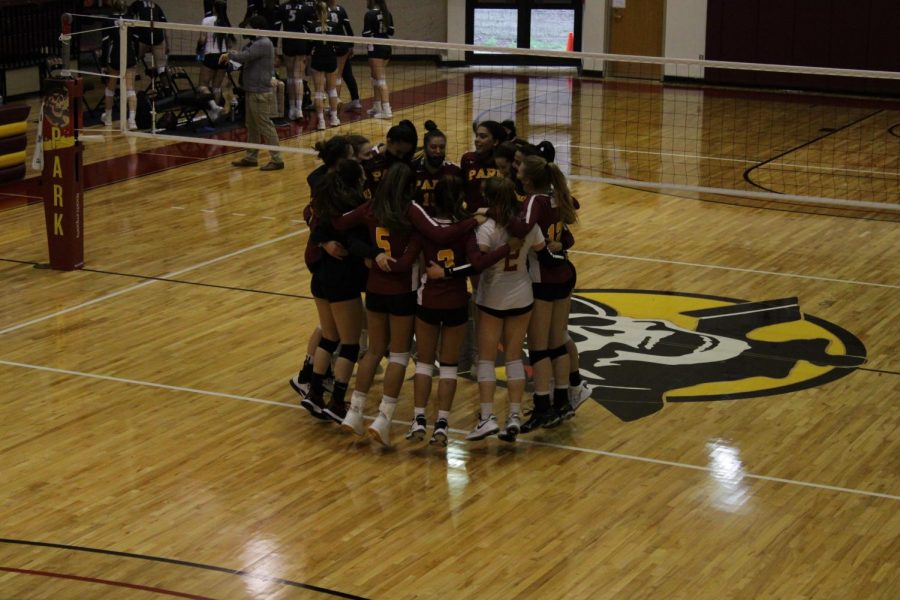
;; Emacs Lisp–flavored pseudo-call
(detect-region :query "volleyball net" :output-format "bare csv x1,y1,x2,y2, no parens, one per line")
65,15,900,212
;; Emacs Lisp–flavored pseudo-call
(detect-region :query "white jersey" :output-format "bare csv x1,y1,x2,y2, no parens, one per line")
201,16,228,54
474,219,543,310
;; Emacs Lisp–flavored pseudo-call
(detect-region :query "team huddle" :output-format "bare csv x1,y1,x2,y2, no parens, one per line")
290,119,592,446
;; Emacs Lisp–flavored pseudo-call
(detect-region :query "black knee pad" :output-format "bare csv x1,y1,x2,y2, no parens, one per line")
318,337,340,354
338,343,360,362
548,344,568,360
529,348,551,366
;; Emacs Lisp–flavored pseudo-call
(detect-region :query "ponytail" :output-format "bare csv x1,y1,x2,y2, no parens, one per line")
548,163,576,225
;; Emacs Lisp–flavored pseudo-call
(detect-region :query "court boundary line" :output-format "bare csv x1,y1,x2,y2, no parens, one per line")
567,249,899,289
0,358,896,502
0,539,367,599
0,230,307,337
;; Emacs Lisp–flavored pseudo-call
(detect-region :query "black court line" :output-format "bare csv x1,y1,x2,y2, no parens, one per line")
0,258,315,301
0,538,368,599
743,109,885,197
858,367,900,376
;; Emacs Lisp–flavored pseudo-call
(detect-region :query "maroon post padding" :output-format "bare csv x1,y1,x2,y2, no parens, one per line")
41,77,85,271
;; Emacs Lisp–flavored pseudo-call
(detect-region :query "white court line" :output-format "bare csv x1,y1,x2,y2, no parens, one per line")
0,230,307,337
568,249,900,289
0,358,896,502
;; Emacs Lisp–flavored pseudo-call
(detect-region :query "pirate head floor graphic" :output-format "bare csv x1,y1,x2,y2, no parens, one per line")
569,290,866,421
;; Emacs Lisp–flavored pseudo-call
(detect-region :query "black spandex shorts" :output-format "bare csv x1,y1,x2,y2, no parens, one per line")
334,44,350,57
533,270,576,302
366,291,417,316
202,53,226,70
282,39,308,57
368,45,392,60
417,305,469,328
477,304,533,319
311,47,337,73
311,272,362,303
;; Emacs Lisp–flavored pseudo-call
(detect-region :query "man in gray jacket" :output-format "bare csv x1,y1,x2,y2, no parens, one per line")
221,14,283,170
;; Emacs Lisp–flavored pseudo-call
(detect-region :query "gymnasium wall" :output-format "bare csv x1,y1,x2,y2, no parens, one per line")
704,0,900,94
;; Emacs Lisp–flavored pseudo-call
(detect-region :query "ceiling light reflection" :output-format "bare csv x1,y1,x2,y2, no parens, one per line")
706,440,749,512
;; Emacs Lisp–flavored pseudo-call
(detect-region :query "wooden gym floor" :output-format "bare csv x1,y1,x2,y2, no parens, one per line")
0,63,897,598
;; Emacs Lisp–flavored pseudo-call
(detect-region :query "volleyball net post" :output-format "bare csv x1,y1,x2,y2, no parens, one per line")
39,12,85,271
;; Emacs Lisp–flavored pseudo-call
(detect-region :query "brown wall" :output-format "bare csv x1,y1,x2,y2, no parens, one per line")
705,0,900,95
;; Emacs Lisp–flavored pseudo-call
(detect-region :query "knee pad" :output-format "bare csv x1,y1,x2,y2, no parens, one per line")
548,344,568,360
415,361,434,377
376,79,387,89
127,90,136,98
335,77,343,86
105,88,115,97
371,77,379,88
389,352,410,368
328,88,338,98
529,348,551,366
338,343,360,362
477,360,496,383
439,363,458,380
318,336,340,354
505,360,526,382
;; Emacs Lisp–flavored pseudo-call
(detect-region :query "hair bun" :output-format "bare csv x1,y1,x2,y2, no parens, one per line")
424,120,439,132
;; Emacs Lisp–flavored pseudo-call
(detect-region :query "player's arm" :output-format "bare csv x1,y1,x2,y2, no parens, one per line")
332,201,370,231
407,203,481,245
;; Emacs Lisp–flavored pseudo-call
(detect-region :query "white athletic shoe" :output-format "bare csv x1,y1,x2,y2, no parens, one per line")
344,99,362,112
368,411,393,446
430,419,449,447
340,407,366,436
101,111,112,127
329,113,341,127
317,115,326,131
465,414,499,441
288,106,299,121
127,118,138,131
207,104,222,123
405,414,427,441
288,373,310,401
569,381,592,414
497,413,521,443
367,107,378,116
373,110,392,120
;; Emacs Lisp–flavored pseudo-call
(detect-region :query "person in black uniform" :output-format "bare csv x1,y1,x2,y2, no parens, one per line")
362,0,394,119
305,0,341,130
327,1,354,111
100,0,139,129
280,1,310,120
127,1,168,76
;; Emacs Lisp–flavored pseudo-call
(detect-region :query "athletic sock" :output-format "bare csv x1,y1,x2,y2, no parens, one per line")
569,370,582,387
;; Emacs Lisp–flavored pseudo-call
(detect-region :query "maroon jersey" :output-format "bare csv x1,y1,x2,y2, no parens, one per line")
333,202,422,295
460,151,499,211
521,193,575,284
362,150,407,202
412,157,462,211
418,223,510,310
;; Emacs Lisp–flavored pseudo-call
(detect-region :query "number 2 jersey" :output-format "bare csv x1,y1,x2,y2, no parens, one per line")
474,219,544,310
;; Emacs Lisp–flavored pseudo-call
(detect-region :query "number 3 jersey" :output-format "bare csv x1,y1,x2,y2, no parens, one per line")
474,219,544,310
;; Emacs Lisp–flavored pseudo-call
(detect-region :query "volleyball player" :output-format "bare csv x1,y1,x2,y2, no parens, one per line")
468,177,563,442
303,159,369,421
281,1,311,120
100,0,139,130
332,163,423,445
196,1,235,121
127,1,168,77
362,0,394,119
460,120,507,210
291,136,353,402
412,121,462,212
362,123,416,200
347,134,374,162
305,1,341,130
410,176,517,446
514,155,579,430
328,1,354,111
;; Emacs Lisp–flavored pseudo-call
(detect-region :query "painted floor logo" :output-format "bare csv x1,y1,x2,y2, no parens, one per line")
570,290,866,421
